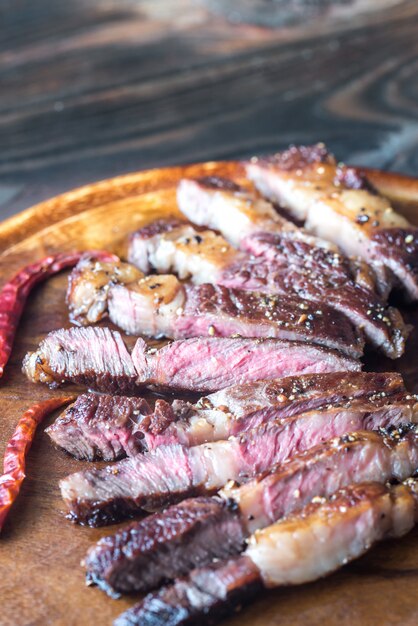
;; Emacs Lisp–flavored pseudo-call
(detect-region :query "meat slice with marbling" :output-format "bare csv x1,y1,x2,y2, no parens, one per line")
114,478,418,626
46,394,151,461
245,144,418,301
67,256,363,357
60,399,416,526
23,328,360,394
128,219,408,359
84,428,418,596
47,372,409,461
175,177,408,358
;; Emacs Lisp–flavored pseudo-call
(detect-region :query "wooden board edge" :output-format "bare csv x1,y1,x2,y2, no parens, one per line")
1,161,418,254
0,161,242,253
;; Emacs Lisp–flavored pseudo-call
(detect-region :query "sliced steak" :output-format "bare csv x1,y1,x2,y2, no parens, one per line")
23,329,359,394
51,372,407,460
132,335,360,392
176,177,408,359
22,326,138,393
128,220,408,359
67,256,144,326
84,496,246,598
128,219,241,281
49,371,406,459
141,371,410,448
67,257,363,357
195,371,405,422
46,394,151,461
245,144,418,301
60,399,416,526
84,428,418,595
178,176,377,294
177,176,296,247
114,555,262,626
114,479,418,626
224,425,418,533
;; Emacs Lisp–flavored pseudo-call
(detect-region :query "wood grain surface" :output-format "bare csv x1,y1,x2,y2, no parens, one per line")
0,160,418,626
1,0,418,219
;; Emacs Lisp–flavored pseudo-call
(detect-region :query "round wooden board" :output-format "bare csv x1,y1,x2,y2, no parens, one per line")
1,161,418,626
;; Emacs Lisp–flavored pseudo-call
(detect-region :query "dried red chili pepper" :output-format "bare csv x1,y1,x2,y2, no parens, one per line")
0,396,75,532
0,251,117,377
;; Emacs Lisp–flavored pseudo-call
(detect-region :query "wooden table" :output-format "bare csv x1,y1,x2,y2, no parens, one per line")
1,0,418,221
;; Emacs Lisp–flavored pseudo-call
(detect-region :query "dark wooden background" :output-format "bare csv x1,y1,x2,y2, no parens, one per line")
1,0,418,221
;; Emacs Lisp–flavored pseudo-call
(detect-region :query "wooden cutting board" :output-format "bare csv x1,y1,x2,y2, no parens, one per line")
1,161,418,626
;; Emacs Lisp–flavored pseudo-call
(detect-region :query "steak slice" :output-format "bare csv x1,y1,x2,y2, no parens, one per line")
50,372,407,460
60,399,416,526
128,220,408,359
23,329,360,394
245,144,418,301
114,479,418,626
177,176,296,247
115,555,262,626
67,256,144,326
67,257,363,357
128,219,242,281
132,335,360,392
176,176,408,359
177,176,377,294
46,394,151,461
83,428,418,595
84,496,246,598
22,326,138,393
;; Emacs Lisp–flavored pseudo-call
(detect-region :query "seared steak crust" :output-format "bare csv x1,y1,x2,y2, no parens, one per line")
84,497,245,596
201,371,406,421
239,232,408,359
46,372,405,461
83,428,418,596
180,283,363,357
246,144,418,301
114,555,262,626
60,399,416,526
254,143,333,171
114,480,418,626
46,394,151,461
67,256,363,357
370,228,418,299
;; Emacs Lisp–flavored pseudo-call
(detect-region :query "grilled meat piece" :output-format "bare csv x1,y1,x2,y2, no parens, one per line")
60,399,415,526
128,220,408,359
48,372,407,460
84,428,418,595
132,335,361,393
114,479,418,626
115,555,262,626
67,257,363,357
67,256,144,325
23,328,360,394
177,176,296,247
128,219,241,281
46,394,151,461
84,496,246,597
245,144,418,301
22,327,139,394
176,177,408,359
178,176,378,293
